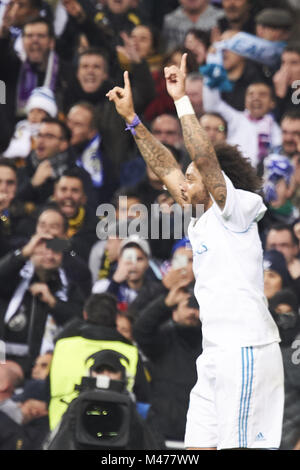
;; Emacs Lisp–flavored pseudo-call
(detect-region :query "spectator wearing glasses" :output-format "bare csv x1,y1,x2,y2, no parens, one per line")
16,117,93,210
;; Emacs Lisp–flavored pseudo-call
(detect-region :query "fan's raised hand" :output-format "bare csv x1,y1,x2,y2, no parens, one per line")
106,71,136,123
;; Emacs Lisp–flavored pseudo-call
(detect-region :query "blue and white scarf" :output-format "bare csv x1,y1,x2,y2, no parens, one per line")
202,33,286,92
76,134,104,188
216,32,286,68
263,154,294,203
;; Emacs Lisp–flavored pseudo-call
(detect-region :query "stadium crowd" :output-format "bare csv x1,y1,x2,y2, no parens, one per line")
0,0,300,450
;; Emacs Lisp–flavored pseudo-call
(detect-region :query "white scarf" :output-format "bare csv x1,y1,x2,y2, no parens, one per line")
76,134,103,187
4,261,69,325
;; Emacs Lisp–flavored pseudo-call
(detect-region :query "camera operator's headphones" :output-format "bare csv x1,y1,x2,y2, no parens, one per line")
85,350,130,385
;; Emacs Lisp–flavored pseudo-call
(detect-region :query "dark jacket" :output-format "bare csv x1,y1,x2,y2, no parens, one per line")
62,251,92,298
221,59,267,111
59,61,155,174
0,35,73,149
0,411,23,450
67,204,99,262
0,250,85,376
16,149,94,209
133,294,202,441
280,340,300,449
275,86,300,123
93,5,145,47
0,200,36,258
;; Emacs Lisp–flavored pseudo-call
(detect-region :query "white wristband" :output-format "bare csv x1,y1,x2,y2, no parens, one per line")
174,95,195,119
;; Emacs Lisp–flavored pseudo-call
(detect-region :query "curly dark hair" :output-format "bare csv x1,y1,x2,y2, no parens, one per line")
214,143,263,194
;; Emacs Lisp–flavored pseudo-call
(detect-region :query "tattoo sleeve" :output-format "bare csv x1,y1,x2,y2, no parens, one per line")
134,123,179,177
133,123,186,205
180,114,227,209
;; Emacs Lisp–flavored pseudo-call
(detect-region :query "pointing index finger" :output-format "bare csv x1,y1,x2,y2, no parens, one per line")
123,70,131,91
180,53,187,76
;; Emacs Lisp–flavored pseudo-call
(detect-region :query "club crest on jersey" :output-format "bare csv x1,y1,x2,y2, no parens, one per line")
196,243,208,255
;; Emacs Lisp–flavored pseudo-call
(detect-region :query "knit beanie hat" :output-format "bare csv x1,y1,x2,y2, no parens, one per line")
171,237,192,256
269,288,299,315
263,249,291,287
26,86,58,117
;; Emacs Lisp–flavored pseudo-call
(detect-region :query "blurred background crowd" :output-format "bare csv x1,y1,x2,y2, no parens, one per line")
1,0,300,451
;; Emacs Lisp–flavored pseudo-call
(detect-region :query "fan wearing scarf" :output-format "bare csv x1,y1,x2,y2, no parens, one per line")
51,169,99,262
203,80,282,171
0,230,85,377
0,16,73,145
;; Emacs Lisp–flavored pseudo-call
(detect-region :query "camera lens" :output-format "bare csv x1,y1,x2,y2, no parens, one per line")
82,402,123,441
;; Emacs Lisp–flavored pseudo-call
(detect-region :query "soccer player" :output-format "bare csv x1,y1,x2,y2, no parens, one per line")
106,54,284,450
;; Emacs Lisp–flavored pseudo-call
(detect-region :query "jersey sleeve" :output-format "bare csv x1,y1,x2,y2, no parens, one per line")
211,173,266,232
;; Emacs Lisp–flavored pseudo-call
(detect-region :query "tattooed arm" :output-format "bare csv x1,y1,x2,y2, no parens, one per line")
180,114,227,209
132,124,186,206
106,71,187,207
165,54,227,210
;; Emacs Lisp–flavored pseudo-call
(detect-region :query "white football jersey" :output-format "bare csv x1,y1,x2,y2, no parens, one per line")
188,173,280,348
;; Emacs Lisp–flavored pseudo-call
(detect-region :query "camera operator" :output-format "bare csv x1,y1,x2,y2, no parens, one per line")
16,117,93,210
48,293,151,432
0,229,85,378
45,349,161,450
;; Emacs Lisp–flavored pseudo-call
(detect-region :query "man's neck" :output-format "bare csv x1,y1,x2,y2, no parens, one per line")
183,3,208,22
29,54,49,74
35,267,55,282
127,278,143,291
69,206,84,221
74,132,98,151
228,13,250,31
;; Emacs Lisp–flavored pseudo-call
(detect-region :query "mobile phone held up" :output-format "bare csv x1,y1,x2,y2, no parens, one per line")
122,248,137,264
46,238,70,253
171,254,188,270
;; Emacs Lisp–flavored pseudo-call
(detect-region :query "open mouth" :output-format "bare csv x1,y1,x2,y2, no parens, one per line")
29,45,42,54
37,145,46,154
251,101,262,108
61,200,76,209
85,75,96,82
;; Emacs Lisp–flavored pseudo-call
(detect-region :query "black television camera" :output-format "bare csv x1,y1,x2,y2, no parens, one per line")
45,375,133,450
44,376,162,450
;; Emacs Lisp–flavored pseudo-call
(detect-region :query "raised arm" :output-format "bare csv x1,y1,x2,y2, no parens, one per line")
106,72,186,207
165,54,227,210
